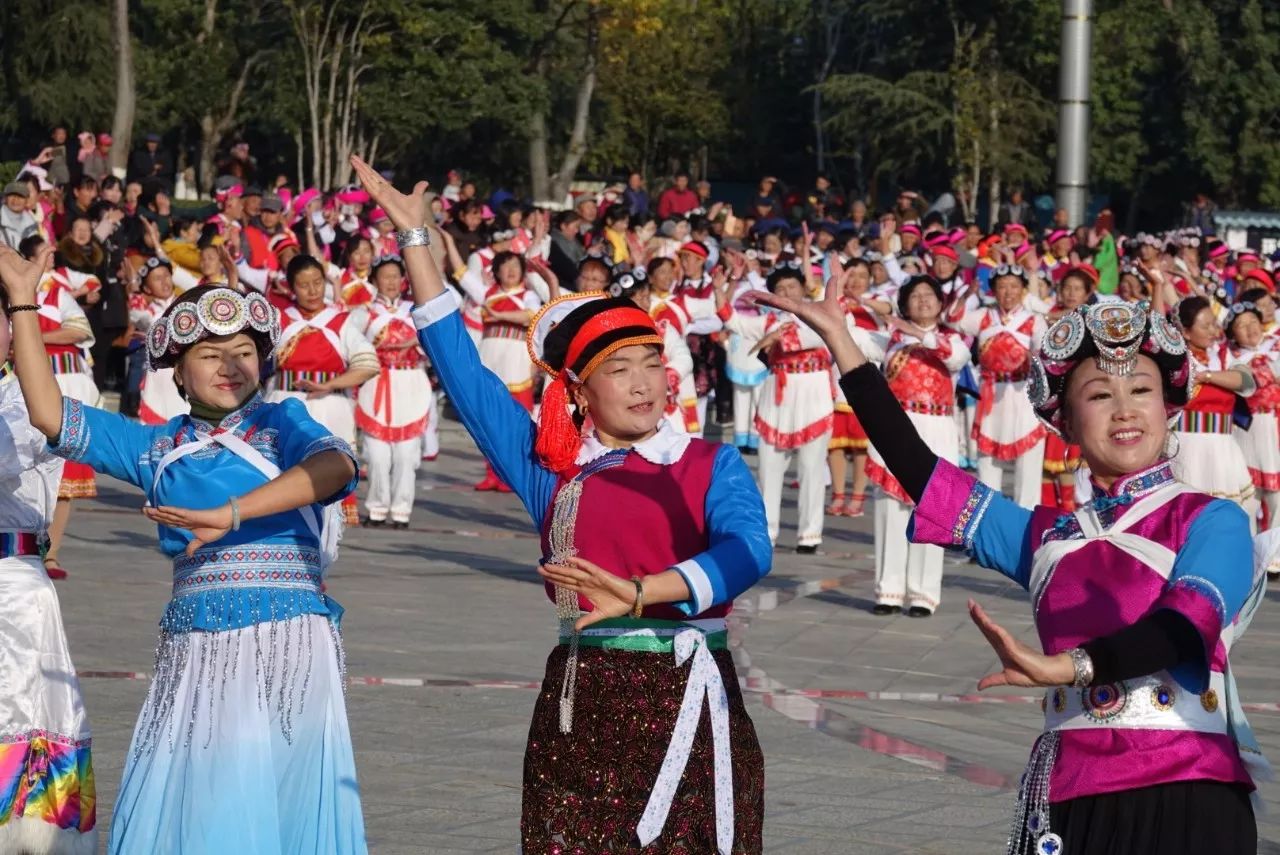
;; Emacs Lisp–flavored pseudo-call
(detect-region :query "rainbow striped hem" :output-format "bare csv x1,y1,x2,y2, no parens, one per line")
1179,411,1233,435
276,370,339,392
47,352,84,375
0,532,42,559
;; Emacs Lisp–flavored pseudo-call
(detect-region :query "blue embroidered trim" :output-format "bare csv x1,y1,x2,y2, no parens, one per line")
51,398,90,461
1100,460,1175,501
1170,575,1228,625
173,542,323,596
953,480,994,549
301,434,356,464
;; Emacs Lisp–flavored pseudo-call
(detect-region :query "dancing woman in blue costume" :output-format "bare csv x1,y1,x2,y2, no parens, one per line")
0,244,369,854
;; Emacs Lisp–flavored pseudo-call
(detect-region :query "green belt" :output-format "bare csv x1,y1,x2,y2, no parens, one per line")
558,616,728,653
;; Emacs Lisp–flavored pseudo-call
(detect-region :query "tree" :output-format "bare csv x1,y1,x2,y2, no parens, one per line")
109,0,135,174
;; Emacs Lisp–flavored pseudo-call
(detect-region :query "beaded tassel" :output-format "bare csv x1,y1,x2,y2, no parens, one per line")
1007,730,1062,855
548,478,585,733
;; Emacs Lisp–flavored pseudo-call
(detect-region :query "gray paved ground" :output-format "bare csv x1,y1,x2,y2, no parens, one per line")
56,416,1280,853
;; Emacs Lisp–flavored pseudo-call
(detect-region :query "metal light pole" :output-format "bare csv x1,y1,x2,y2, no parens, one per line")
1055,0,1094,226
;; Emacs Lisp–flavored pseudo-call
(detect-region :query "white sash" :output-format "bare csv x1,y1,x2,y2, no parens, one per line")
149,429,339,571
977,308,1033,350
278,307,344,360
364,302,411,341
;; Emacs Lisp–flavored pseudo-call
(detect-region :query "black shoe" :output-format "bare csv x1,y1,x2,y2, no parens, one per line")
392,520,409,530
362,517,386,527
907,606,933,618
795,544,818,555
872,603,901,616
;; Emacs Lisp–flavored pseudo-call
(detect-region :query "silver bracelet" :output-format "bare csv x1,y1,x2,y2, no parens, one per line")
229,496,241,532
396,226,431,250
1067,646,1094,688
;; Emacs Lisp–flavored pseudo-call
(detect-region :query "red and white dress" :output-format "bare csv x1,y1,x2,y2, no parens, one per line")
951,305,1046,460
830,299,881,452
354,297,437,523
649,290,701,433
326,264,375,309
478,284,541,411
1232,346,1280,493
38,270,99,498
1173,343,1256,508
129,293,187,424
866,326,969,611
268,305,379,524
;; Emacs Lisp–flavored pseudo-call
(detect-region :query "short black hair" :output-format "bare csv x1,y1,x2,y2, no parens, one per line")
286,253,326,287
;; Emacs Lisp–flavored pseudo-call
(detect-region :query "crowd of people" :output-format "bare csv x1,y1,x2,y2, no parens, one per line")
0,126,1274,854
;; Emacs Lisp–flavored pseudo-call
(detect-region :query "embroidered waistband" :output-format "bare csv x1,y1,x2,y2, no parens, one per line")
558,617,728,651
983,369,1028,383
172,543,323,596
0,531,44,558
48,351,85,374
1178,410,1234,435
482,322,527,340
772,353,831,375
1042,671,1228,735
904,400,954,417
275,370,339,392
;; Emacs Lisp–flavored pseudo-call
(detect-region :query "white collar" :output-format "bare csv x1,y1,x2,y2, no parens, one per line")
574,420,693,466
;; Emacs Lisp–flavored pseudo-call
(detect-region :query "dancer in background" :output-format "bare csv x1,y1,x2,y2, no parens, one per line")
354,254,435,526
131,256,187,425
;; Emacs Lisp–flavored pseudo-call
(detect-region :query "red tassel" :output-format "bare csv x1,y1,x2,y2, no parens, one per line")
535,374,582,473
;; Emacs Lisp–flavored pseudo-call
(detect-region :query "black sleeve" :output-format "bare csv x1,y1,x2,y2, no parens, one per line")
1080,609,1205,685
837,363,938,503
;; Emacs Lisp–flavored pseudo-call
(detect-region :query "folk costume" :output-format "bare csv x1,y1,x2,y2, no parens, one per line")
354,290,437,524
37,268,99,499
948,273,1047,507
648,283,707,435
1172,340,1257,516
129,260,186,426
865,321,969,614
267,301,378,525
722,278,769,450
841,300,1269,855
1226,304,1280,527
0,365,97,854
413,290,771,854
48,287,368,855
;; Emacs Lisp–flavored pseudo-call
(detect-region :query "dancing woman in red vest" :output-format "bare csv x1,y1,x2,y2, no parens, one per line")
353,156,772,854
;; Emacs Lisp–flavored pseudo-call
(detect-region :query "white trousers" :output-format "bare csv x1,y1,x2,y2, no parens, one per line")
695,395,708,438
733,384,761,447
363,435,420,522
957,403,977,460
758,431,831,546
422,391,440,459
874,494,944,611
976,439,1045,508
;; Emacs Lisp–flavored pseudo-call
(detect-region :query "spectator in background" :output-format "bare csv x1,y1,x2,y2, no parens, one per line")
847,199,870,235
997,187,1036,229
218,141,257,185
656,172,699,219
622,171,649,216
47,127,72,186
80,133,113,184
445,198,486,259
548,210,584,287
0,182,38,248
127,132,172,189
441,169,463,202
574,195,600,237
53,175,98,238
1184,192,1218,236
751,175,782,217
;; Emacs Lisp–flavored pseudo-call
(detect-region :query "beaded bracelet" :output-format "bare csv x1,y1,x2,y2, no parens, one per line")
4,304,38,316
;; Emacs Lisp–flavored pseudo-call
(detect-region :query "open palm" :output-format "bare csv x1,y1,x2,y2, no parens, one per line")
350,156,428,233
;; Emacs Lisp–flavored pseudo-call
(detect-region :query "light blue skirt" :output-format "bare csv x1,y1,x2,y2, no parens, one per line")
108,614,367,854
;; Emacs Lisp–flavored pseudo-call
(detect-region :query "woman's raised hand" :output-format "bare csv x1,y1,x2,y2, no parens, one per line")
142,504,233,557
538,556,641,631
969,599,1075,689
752,273,868,372
0,244,50,302
350,155,428,232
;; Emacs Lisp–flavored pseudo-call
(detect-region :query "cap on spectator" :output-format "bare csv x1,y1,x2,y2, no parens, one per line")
931,245,958,263
900,223,922,237
145,132,161,143
269,231,300,257
243,185,263,198
678,241,709,260
3,181,27,198
1003,222,1028,238
214,175,242,193
260,193,284,213
1243,268,1276,293
97,133,113,146
865,223,881,239
1047,228,1072,245
721,237,745,253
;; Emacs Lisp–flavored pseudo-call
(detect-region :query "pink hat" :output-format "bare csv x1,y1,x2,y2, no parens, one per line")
1208,242,1230,260
215,183,244,203
1048,228,1072,245
369,206,389,223
481,205,495,220
947,227,967,245
292,188,319,213
335,188,370,206
1003,222,1028,236
900,223,922,237
97,133,113,146
931,245,959,263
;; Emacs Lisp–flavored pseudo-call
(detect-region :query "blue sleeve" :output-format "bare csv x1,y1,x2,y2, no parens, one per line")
48,398,159,489
671,444,773,615
906,461,1037,588
415,301,557,530
272,397,359,504
1160,499,1255,691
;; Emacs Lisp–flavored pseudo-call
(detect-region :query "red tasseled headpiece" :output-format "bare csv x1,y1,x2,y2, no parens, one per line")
535,373,582,474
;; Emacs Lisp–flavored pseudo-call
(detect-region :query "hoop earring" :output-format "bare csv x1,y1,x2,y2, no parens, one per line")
1163,431,1181,460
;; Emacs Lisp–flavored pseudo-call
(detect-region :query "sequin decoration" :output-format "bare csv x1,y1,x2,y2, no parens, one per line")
1148,311,1187,355
1035,832,1064,854
1152,684,1175,711
1201,689,1220,713
1082,682,1127,723
522,644,764,854
167,304,202,344
1027,357,1054,411
1041,311,1086,362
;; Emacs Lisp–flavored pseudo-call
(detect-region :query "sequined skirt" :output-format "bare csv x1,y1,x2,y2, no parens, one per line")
522,644,764,854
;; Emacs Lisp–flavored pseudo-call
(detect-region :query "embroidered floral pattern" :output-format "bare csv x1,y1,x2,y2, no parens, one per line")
952,480,995,548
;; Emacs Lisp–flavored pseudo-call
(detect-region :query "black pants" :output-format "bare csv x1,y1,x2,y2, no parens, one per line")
91,328,127,391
